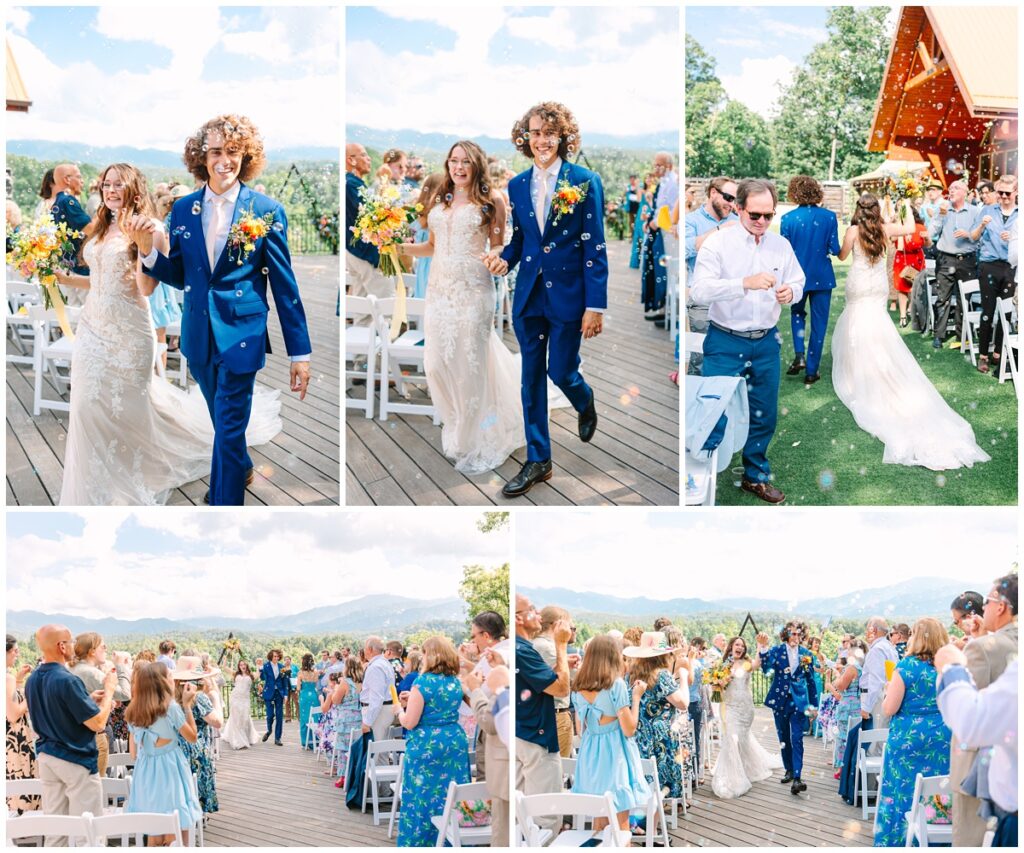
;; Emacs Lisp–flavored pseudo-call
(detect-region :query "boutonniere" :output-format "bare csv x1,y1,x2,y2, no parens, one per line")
800,655,813,667
551,178,590,226
227,205,275,266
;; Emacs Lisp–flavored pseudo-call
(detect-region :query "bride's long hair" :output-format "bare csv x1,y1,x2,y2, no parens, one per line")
725,636,749,660
850,193,887,263
421,140,499,238
87,163,156,265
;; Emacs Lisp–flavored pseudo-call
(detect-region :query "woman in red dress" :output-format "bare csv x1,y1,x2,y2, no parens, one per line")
892,206,931,327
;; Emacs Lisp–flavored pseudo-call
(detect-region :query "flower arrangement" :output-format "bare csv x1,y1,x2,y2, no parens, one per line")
227,205,275,266
6,214,81,307
702,661,733,702
350,181,422,277
882,169,924,203
800,655,813,668
551,178,590,226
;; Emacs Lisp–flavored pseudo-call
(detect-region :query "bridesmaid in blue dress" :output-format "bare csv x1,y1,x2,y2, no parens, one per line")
397,637,470,847
873,618,952,847
124,663,202,845
297,653,320,749
572,635,651,836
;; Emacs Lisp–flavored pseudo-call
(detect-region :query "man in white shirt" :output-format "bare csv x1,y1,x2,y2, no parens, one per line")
860,617,898,754
689,179,804,504
360,636,396,741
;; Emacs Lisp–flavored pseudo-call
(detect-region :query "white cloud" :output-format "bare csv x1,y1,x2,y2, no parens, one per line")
760,18,826,43
6,6,31,34
719,54,797,118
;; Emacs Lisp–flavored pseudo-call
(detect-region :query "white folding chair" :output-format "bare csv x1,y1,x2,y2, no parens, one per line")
187,772,204,847
101,776,132,816
345,295,378,418
853,727,888,820
958,278,982,364
6,279,42,364
306,707,323,755
91,810,184,847
515,790,628,847
387,752,405,839
639,757,670,848
372,295,440,423
362,738,406,825
665,253,680,339
341,727,359,787
561,755,577,789
28,304,81,415
5,813,94,847
996,296,1018,392
904,773,953,847
430,779,492,847
5,777,44,815
106,751,137,779
401,272,416,296
494,275,513,332
163,287,188,388
685,330,705,358
328,725,355,777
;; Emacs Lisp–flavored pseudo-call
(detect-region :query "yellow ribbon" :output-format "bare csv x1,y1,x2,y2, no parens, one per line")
382,244,407,341
40,276,75,341
656,204,673,231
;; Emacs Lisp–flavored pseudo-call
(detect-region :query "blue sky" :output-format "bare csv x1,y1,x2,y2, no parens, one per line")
346,6,679,137
6,510,509,620
6,6,339,149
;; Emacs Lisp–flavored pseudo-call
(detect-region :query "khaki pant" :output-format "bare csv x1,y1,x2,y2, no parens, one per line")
346,254,393,324
953,790,991,846
37,753,103,847
515,737,563,832
95,732,108,778
556,710,573,758
370,703,397,742
491,796,509,847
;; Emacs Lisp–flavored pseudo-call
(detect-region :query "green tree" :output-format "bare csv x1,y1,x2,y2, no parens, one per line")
684,34,729,177
458,563,510,628
477,511,509,533
705,101,773,178
771,6,891,182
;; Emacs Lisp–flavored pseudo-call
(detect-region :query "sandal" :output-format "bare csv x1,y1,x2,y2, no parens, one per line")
978,356,990,374
899,315,909,328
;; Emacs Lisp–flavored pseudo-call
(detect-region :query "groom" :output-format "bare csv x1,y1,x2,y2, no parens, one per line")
129,114,312,506
483,101,607,497
260,649,290,745
756,622,818,794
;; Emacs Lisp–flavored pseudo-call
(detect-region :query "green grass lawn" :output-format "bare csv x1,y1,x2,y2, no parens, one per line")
715,262,1019,506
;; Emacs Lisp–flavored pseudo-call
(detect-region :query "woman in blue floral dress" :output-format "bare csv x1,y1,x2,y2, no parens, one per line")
332,658,365,788
829,640,867,773
174,662,221,815
874,618,951,847
397,638,470,847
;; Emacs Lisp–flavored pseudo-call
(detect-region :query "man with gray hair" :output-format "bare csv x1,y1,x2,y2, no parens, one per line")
360,635,396,740
690,178,805,504
860,617,898,750
928,178,980,349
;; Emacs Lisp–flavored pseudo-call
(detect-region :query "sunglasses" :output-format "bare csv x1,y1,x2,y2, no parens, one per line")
716,190,736,203
996,190,1014,197
746,211,775,222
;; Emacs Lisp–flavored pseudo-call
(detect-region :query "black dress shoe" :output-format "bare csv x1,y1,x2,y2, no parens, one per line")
262,732,271,743
780,771,793,784
204,467,256,505
578,393,598,443
791,778,807,795
274,741,283,746
804,373,821,386
644,313,666,322
786,356,806,376
501,460,553,498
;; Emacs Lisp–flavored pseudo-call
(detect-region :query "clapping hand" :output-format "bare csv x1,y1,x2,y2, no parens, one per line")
953,229,970,239
934,643,967,672
462,670,484,694
485,665,509,693
181,682,198,705
481,250,508,276
552,618,572,645
103,666,119,692
17,663,33,681
482,647,504,669
631,679,648,699
398,690,411,708
982,215,993,226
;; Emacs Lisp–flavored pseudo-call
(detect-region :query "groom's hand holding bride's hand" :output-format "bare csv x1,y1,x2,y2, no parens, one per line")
581,310,603,339
121,212,155,256
481,250,508,276
290,362,310,401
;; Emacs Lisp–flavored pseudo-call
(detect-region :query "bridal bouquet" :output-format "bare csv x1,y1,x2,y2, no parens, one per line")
6,213,82,338
703,661,733,702
882,169,924,204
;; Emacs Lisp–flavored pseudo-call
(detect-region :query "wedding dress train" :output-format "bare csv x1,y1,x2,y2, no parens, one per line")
712,664,783,800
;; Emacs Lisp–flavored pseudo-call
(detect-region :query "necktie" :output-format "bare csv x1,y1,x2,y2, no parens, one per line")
206,195,228,270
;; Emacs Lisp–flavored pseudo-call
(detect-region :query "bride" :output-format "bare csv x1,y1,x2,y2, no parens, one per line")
222,660,260,750
712,637,782,800
54,163,281,505
398,141,528,474
831,193,990,471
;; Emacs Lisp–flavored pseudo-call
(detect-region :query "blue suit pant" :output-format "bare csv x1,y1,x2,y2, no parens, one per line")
265,692,284,741
789,289,832,376
772,707,806,777
191,353,257,506
701,324,780,483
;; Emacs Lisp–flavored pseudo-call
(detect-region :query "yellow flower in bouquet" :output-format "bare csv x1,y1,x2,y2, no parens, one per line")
350,180,423,278
6,214,81,309
702,661,734,702
551,178,590,225
227,205,276,266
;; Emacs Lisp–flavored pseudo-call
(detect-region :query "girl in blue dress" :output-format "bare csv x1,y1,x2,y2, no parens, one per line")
297,653,320,749
397,637,470,847
123,662,202,845
572,635,651,836
874,618,952,847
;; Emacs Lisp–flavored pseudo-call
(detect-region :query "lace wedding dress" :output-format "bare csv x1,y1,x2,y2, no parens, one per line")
59,230,282,505
831,242,990,470
222,675,260,749
711,663,783,800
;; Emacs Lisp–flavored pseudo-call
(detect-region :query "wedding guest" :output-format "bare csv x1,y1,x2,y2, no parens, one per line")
467,610,510,778
625,175,641,232
385,641,405,685
920,180,945,236
829,638,866,776
25,624,117,829
891,207,930,327
970,175,1018,373
327,658,363,787
360,636,397,740
949,572,1018,845
412,172,446,298
684,176,738,275
157,640,176,670
781,175,841,384
533,606,574,757
686,636,706,781
951,590,987,646
86,177,103,218
149,190,185,368
976,180,996,207
860,616,898,732
6,635,39,815
642,151,679,324
571,634,651,837
397,637,470,846
69,632,132,775
173,656,221,814
928,179,980,348
315,650,330,674
283,655,298,722
345,143,391,301
515,594,570,831
889,624,910,658
35,167,58,219
935,644,1018,847
124,662,202,845
873,617,951,846
690,178,804,504
685,184,699,213
297,654,319,749
465,664,511,845
710,633,727,659
319,649,345,690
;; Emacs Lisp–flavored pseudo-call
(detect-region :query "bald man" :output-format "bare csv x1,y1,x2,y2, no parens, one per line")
25,624,117,837
345,143,392,304
51,164,91,286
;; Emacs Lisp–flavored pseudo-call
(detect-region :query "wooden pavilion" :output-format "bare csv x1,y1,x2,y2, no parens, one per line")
867,6,1017,187
6,40,31,112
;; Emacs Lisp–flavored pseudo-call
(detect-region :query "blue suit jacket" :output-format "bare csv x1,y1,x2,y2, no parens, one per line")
760,644,819,715
346,172,379,266
501,160,608,323
142,183,311,374
779,205,840,291
260,662,290,701
51,191,92,275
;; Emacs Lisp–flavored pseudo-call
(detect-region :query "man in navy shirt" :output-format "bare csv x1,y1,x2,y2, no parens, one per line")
345,142,391,302
25,624,117,830
515,593,570,830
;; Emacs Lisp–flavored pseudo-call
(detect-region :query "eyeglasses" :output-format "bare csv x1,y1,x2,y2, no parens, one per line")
983,594,1007,606
515,606,537,616
746,211,775,222
101,183,126,191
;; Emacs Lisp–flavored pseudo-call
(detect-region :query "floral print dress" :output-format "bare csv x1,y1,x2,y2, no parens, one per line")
6,686,39,815
632,670,687,798
178,692,219,814
873,655,951,847
833,662,862,770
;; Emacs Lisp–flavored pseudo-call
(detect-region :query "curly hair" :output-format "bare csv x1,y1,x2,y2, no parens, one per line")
511,101,581,161
183,114,266,183
787,175,823,206
851,193,887,262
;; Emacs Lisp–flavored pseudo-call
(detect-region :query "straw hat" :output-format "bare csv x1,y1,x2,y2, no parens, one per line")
169,655,220,681
622,631,676,659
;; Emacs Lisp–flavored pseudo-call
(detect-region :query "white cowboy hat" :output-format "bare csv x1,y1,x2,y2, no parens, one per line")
170,655,220,681
623,631,677,659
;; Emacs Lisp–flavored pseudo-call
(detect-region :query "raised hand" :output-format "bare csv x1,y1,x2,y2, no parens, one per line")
552,618,572,645
462,669,484,693
181,682,198,706
103,666,119,692
631,679,648,698
17,663,33,681
755,632,770,648
485,665,509,693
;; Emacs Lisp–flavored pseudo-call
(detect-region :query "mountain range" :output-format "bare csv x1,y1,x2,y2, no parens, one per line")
6,140,337,171
6,594,466,638
519,576,973,621
346,124,677,156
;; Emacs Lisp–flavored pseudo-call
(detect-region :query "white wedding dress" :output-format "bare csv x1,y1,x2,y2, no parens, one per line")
221,675,260,750
59,229,282,505
711,663,783,800
831,242,991,470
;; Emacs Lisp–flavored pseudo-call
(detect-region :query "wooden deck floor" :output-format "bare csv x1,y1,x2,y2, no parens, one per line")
345,240,680,506
6,256,340,506
670,706,872,847
205,720,392,847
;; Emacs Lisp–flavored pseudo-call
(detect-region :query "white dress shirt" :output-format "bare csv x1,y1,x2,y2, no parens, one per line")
860,636,899,714
360,654,394,727
655,169,679,216
531,157,561,226
690,225,805,332
786,644,798,672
